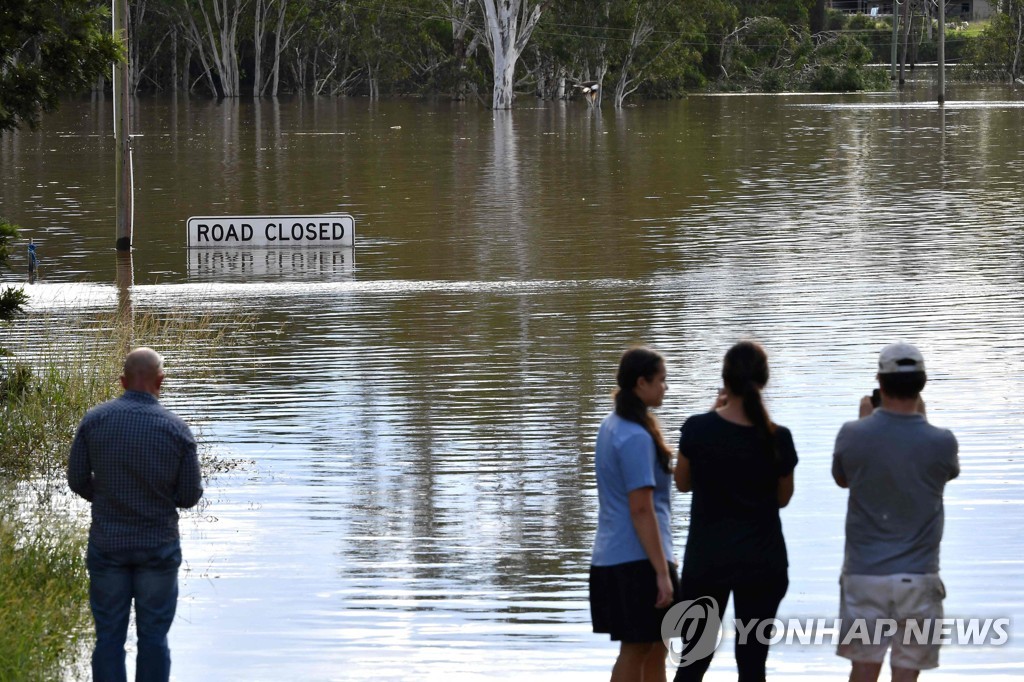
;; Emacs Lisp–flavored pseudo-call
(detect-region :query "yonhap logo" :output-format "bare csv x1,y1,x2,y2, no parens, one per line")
661,596,724,667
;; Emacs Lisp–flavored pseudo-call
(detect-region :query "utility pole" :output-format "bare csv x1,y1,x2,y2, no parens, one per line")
891,0,901,81
937,0,946,104
899,0,912,85
113,0,133,251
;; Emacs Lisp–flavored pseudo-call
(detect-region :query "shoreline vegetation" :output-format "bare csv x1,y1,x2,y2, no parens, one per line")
4,3,1022,126
0,311,251,680
70,3,1024,106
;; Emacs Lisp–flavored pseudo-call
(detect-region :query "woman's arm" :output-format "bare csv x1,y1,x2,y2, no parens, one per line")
674,453,692,492
628,487,674,608
777,472,794,507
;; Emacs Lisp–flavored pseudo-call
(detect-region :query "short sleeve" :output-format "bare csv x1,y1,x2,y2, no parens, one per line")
775,426,798,476
832,423,849,482
945,430,960,481
678,417,694,461
619,431,657,493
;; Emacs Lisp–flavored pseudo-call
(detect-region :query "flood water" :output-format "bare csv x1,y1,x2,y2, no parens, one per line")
2,80,1023,680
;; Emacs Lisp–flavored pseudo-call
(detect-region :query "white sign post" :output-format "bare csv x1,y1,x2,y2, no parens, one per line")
187,215,355,248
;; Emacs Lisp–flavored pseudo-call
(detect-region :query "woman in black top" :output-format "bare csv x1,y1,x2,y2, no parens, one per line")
673,341,797,682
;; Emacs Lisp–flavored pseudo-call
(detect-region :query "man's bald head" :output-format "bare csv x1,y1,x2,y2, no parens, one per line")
121,347,165,396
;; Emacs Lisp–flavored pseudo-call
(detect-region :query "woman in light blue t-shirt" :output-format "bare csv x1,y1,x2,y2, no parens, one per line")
590,347,677,681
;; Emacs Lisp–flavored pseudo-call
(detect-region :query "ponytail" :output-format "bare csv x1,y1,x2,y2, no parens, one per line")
615,348,673,473
723,342,778,464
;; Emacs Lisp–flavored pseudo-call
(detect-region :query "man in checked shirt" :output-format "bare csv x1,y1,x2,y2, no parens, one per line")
68,347,203,682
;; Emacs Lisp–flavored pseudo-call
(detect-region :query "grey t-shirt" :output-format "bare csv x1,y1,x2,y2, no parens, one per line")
833,409,959,575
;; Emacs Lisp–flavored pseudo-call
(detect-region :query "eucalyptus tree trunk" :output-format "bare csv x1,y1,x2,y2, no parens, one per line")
447,0,477,100
171,29,178,92
268,0,302,97
1014,3,1024,79
478,0,551,109
253,0,267,97
179,6,219,96
367,61,380,100
187,0,247,97
128,0,147,94
613,7,654,108
182,42,196,93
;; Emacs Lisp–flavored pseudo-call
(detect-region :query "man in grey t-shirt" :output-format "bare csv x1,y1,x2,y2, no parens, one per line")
832,343,959,682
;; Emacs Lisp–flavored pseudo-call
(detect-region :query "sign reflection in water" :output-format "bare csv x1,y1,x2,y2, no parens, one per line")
0,88,1022,680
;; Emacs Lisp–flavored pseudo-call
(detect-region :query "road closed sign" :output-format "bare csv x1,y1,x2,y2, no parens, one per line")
187,215,355,248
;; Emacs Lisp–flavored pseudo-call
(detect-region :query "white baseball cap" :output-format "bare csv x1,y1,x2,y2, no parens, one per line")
878,342,926,375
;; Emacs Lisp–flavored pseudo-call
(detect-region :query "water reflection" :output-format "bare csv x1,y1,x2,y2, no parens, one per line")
1,89,1023,679
187,248,354,281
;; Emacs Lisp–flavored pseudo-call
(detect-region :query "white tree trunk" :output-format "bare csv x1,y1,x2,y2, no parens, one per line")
196,0,246,97
613,12,653,109
253,0,267,97
129,0,146,94
180,11,218,96
1014,4,1024,79
269,0,301,97
492,48,516,109
478,0,550,109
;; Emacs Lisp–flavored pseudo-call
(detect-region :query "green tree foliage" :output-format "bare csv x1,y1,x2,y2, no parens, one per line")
2,0,907,107
0,0,122,132
607,0,707,103
963,0,1024,80
713,11,889,93
0,220,27,324
1,219,28,398
802,32,890,91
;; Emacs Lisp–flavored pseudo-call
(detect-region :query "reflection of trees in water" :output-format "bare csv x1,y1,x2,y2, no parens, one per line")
312,280,665,619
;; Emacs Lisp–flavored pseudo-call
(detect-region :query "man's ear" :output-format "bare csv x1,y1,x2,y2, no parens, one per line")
119,375,129,390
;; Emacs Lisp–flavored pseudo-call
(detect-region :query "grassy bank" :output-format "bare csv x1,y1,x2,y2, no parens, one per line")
0,309,246,680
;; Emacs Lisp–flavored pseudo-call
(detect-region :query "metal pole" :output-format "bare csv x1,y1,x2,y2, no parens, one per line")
937,0,946,104
113,0,134,251
891,1,900,81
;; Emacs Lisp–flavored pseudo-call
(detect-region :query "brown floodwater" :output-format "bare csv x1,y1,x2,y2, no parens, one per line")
1,81,1022,680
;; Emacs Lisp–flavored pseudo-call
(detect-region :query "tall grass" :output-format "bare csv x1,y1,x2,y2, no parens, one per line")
0,504,90,681
0,308,249,680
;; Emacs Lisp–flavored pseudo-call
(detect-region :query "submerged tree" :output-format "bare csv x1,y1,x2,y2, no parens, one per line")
606,0,706,108
174,0,248,97
965,0,1024,80
478,0,553,108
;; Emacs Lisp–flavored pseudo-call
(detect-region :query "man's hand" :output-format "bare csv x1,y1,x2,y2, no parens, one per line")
858,395,874,419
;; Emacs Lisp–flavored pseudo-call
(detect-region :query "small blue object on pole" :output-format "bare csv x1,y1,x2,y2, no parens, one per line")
27,239,38,274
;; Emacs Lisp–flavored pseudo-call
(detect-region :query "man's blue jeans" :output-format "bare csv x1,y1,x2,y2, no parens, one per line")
87,539,182,682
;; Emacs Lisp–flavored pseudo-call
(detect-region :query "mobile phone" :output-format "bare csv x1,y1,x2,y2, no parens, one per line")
870,389,881,408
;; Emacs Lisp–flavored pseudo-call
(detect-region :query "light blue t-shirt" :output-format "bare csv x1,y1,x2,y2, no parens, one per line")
591,413,674,567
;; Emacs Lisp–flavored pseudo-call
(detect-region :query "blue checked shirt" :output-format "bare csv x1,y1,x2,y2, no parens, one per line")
68,390,203,553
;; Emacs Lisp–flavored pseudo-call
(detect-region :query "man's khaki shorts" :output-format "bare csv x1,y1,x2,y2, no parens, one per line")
837,573,946,670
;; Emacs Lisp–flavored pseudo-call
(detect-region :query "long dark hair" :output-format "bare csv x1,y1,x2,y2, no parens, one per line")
722,341,777,463
614,347,673,473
